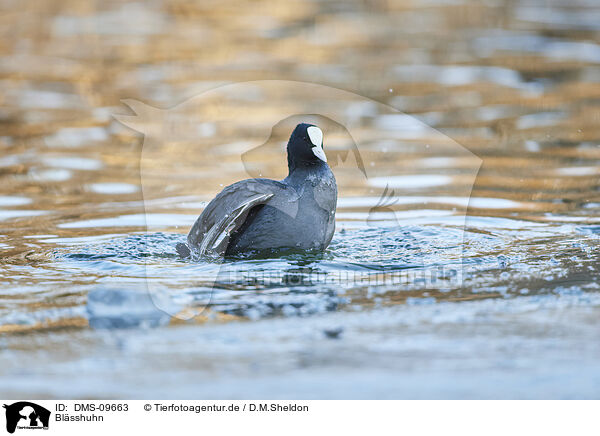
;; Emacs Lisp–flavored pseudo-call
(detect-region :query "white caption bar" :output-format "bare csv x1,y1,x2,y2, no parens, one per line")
0,400,598,436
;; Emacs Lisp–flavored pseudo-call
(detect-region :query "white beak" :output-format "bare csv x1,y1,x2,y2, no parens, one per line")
312,145,327,162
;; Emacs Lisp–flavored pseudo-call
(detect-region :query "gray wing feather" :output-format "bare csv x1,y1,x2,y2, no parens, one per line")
186,179,287,257
198,193,273,256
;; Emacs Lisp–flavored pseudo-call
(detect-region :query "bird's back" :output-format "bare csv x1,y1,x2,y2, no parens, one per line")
225,164,337,256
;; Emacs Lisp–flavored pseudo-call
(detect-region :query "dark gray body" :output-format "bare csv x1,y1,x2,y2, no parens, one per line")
226,163,337,255
184,161,337,258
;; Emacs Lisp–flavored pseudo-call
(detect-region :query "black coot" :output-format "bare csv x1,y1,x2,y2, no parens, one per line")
178,123,337,258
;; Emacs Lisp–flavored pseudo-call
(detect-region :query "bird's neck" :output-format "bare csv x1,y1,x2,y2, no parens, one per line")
286,160,330,185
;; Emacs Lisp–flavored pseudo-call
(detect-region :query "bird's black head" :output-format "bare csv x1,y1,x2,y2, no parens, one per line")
286,123,327,171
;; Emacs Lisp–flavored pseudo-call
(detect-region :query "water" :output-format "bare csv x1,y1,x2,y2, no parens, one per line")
0,0,599,399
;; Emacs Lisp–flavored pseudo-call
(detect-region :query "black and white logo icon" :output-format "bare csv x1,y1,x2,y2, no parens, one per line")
3,402,50,434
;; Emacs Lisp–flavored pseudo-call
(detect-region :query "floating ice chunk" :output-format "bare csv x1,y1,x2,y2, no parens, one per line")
86,287,179,329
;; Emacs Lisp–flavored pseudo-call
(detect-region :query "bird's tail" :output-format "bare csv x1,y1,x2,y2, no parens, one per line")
176,243,191,258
